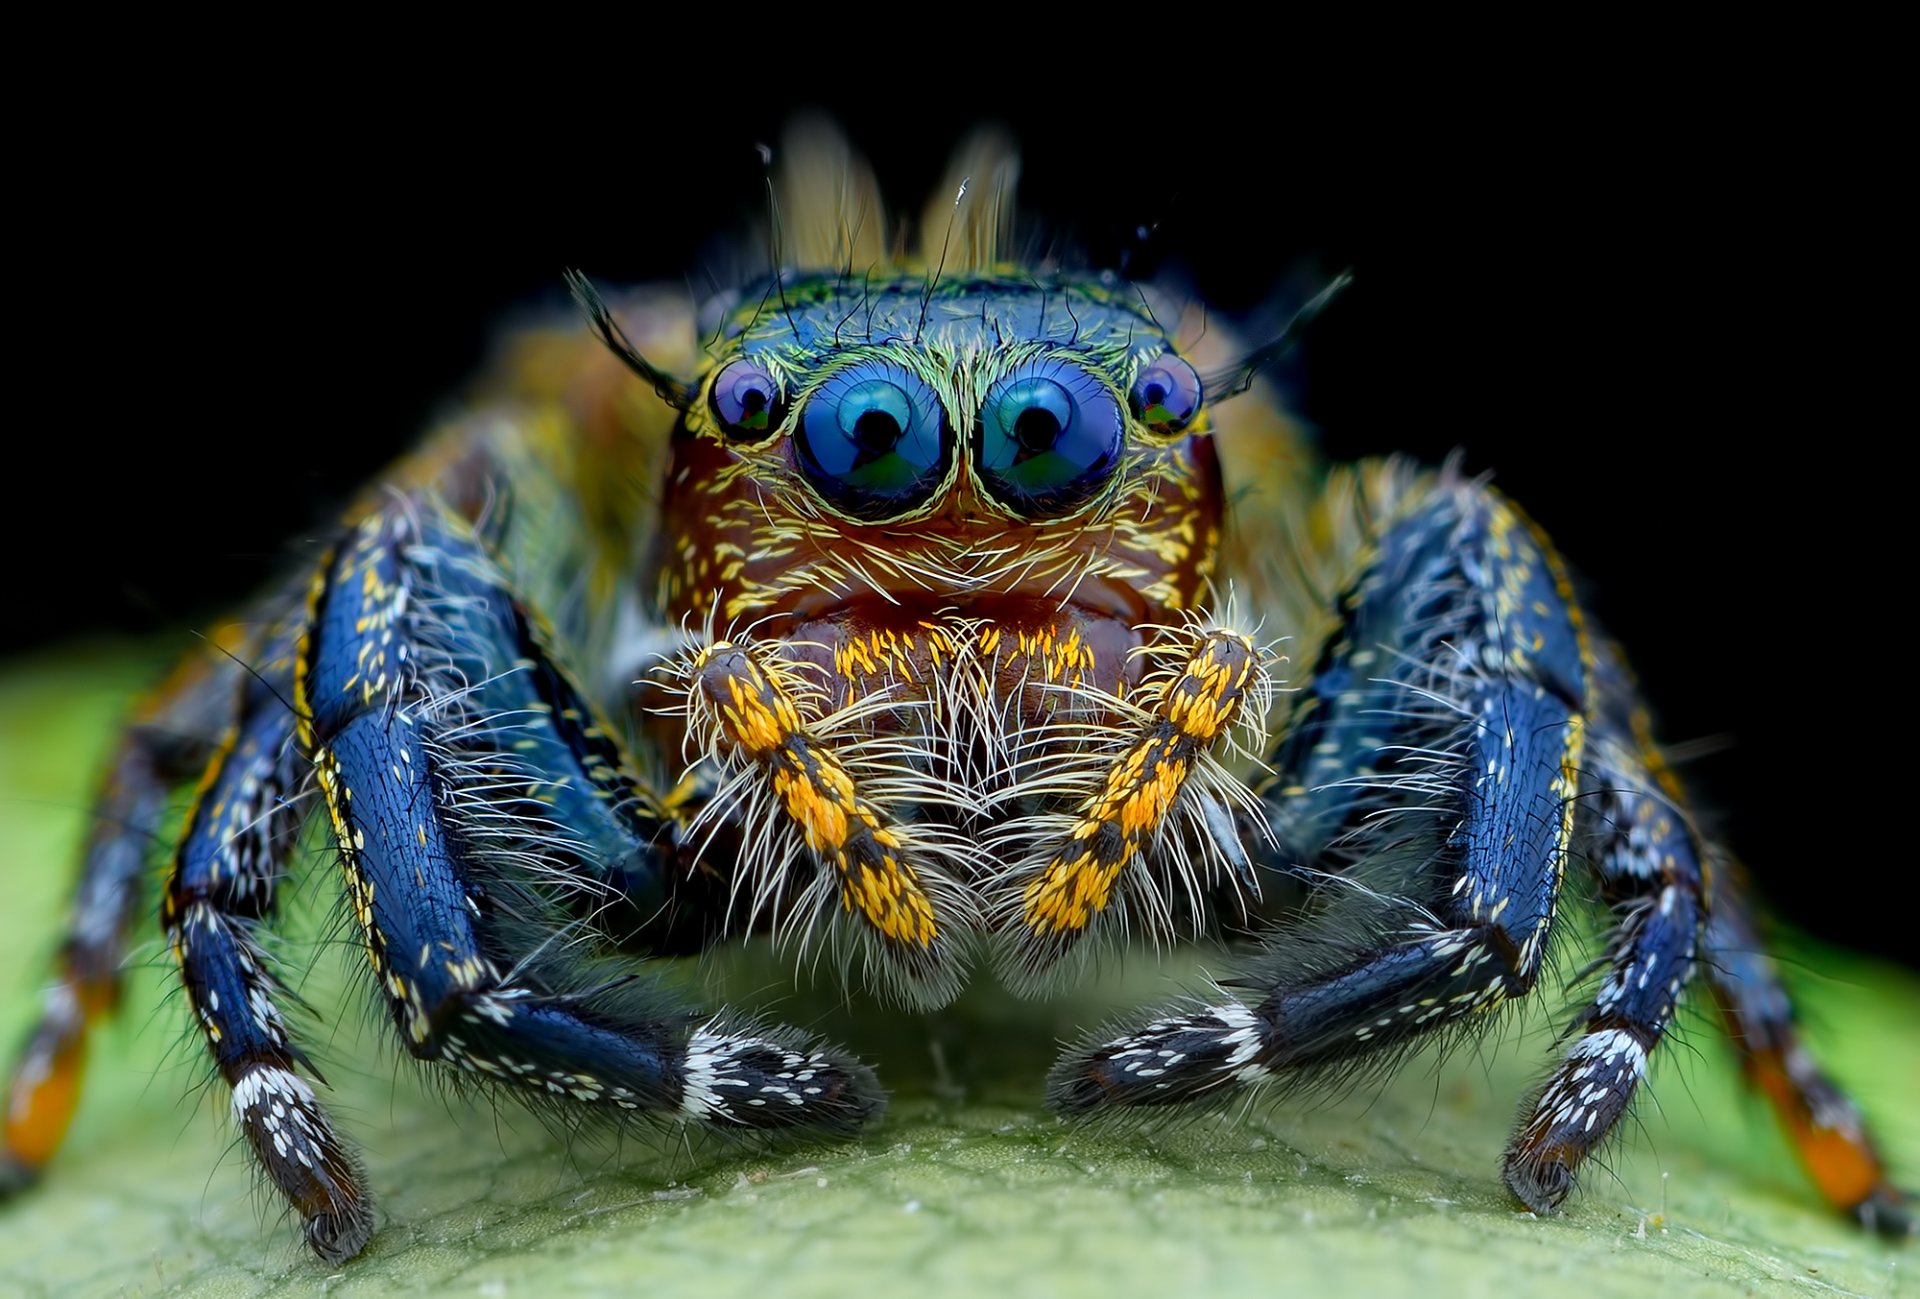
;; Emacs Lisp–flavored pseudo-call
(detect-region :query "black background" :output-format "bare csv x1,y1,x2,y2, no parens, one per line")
15,97,1906,968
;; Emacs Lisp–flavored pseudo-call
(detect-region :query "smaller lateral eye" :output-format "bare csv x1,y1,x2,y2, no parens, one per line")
709,358,785,439
1130,353,1202,436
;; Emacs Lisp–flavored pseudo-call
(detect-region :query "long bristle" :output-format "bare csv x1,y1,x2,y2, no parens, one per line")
917,124,1020,271
773,115,890,274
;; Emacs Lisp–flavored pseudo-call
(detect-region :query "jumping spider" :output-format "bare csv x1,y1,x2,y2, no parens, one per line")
3,123,1909,1262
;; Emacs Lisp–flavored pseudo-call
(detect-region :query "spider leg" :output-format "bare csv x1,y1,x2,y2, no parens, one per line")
282,503,880,1259
1,631,241,1194
1050,479,1589,1126
1514,652,1909,1231
1697,831,1914,1235
1501,688,1705,1216
164,635,375,1262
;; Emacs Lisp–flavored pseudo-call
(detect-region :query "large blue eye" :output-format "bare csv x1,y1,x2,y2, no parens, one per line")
795,360,950,519
977,359,1124,513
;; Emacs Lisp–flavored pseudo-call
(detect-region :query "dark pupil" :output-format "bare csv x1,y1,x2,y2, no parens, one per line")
1142,381,1169,407
737,388,767,418
852,410,901,456
1012,406,1061,454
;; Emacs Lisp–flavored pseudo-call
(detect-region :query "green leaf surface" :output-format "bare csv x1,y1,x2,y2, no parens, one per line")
1,645,1914,1298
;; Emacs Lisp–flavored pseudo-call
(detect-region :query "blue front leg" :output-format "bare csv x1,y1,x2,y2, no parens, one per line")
275,501,883,1259
1053,477,1591,1119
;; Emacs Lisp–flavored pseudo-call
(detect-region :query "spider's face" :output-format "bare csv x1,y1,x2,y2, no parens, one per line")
657,273,1222,626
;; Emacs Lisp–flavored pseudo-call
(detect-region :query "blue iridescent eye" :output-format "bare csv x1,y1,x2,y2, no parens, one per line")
709,358,785,439
976,359,1124,513
1130,353,1202,436
795,360,950,519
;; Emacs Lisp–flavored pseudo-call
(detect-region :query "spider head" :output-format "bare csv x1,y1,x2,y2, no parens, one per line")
652,273,1223,623
691,272,1206,522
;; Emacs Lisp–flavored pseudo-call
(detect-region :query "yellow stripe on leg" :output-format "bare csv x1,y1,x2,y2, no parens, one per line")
1023,630,1257,937
694,640,940,950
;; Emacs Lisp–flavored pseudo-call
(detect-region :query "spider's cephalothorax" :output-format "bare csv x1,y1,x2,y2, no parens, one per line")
638,268,1260,1006
2,124,1910,1263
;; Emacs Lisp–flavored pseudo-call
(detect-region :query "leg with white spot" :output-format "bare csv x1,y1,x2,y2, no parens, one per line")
300,507,881,1184
1052,482,1590,1114
166,653,374,1263
1049,876,1562,1114
1503,747,1703,1214
1527,656,1911,1233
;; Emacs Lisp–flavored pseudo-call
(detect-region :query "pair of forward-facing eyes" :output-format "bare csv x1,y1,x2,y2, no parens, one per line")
702,350,1205,520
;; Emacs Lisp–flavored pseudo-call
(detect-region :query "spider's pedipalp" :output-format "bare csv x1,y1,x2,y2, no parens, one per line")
996,623,1275,991
672,633,972,1009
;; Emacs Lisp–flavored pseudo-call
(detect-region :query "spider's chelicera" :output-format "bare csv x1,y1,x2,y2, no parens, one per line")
2,125,1911,1262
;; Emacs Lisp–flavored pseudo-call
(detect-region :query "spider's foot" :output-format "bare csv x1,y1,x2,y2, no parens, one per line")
1850,1185,1916,1240
231,1065,374,1265
679,1023,884,1135
1501,1149,1575,1216
1501,1023,1654,1218
1048,1003,1271,1114
306,1206,378,1269
0,1151,36,1199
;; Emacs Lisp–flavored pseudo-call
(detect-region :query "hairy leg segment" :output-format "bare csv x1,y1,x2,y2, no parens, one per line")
1051,476,1912,1230
1702,847,1913,1234
1,645,240,1194
6,500,883,1263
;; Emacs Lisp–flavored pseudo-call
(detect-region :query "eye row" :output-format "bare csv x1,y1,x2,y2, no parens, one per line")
709,353,1203,520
